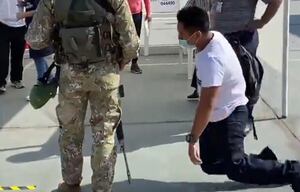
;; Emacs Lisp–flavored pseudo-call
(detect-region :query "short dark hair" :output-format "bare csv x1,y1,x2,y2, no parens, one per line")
177,7,210,33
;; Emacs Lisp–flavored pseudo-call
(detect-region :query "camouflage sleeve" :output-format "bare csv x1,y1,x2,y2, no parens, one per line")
25,0,54,50
108,0,140,63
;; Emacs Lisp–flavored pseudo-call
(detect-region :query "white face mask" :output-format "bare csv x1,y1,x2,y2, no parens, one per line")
179,39,195,48
179,31,200,48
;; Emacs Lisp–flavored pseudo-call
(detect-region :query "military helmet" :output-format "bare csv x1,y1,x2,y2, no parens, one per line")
29,82,58,109
29,62,60,109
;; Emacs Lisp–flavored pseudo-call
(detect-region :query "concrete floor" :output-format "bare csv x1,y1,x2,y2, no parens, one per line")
0,55,300,192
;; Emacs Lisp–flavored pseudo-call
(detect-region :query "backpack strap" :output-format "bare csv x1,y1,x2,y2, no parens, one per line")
90,0,116,24
53,0,72,25
49,0,116,26
39,62,60,85
94,0,115,14
252,121,258,140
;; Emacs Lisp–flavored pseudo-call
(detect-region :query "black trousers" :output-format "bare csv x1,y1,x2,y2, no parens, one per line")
0,22,26,86
131,12,142,64
191,68,197,90
200,105,300,185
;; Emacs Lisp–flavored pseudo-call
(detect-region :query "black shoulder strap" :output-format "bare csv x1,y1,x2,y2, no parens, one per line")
94,0,115,15
39,62,60,84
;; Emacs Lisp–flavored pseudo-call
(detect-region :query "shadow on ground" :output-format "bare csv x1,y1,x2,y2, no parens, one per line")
50,179,284,192
5,121,190,163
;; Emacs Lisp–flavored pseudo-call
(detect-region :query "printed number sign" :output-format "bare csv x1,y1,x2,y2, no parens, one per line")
151,0,179,12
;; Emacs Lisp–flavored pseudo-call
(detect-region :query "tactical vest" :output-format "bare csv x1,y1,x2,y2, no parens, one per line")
53,0,116,64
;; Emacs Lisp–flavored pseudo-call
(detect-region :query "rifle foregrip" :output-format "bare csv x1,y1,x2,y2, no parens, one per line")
116,121,124,141
119,85,125,98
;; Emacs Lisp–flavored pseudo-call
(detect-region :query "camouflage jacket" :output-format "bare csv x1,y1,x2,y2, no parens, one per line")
25,0,140,64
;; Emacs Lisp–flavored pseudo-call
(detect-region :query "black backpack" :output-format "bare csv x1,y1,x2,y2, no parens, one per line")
227,35,264,140
228,38,264,106
51,0,120,65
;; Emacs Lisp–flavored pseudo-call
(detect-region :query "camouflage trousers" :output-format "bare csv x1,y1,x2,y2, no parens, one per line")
56,62,121,192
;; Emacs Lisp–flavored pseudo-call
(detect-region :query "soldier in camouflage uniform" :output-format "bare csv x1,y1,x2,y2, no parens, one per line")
25,0,139,191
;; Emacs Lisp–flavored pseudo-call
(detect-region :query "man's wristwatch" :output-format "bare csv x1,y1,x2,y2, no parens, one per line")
186,133,198,144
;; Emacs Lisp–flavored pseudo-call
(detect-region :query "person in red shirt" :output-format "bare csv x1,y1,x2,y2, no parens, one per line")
127,0,151,74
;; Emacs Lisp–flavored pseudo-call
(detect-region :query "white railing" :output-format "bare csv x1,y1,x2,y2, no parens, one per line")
143,0,195,79
179,45,195,80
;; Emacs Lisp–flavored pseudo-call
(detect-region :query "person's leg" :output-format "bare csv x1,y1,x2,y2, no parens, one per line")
56,65,88,187
131,12,143,74
33,57,49,80
200,121,227,174
223,106,300,187
26,57,50,101
244,103,255,135
188,68,199,100
242,30,259,56
200,110,280,175
0,23,10,92
89,67,120,192
191,68,198,90
10,26,26,88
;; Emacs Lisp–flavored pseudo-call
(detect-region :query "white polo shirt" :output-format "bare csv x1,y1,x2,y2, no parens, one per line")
196,31,248,122
0,0,25,27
